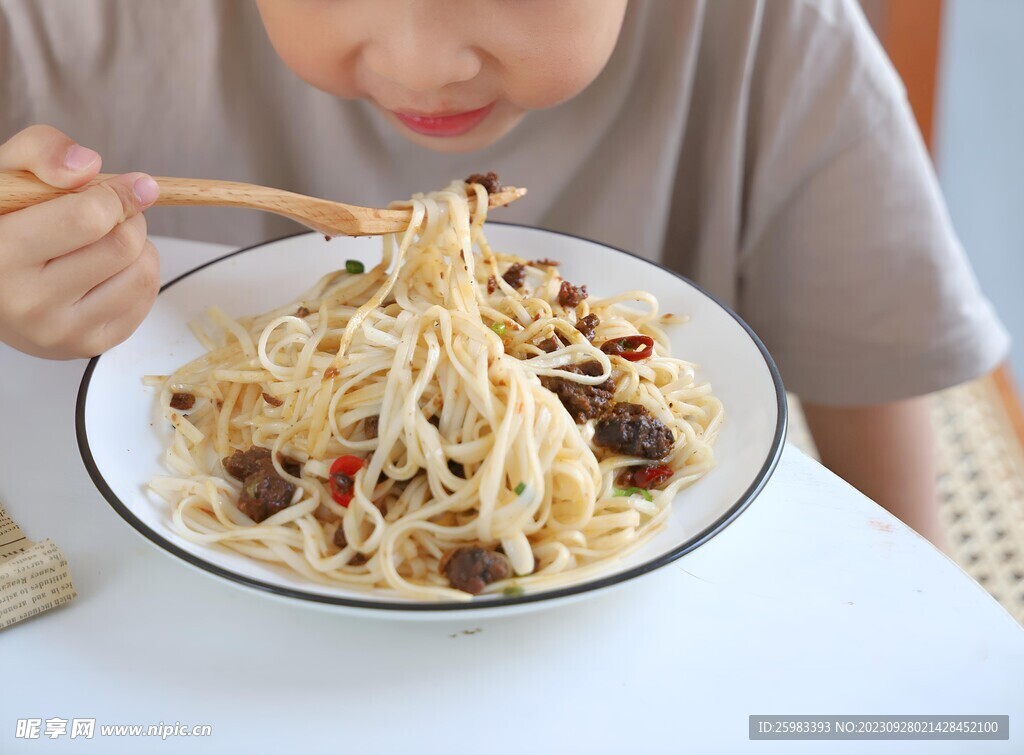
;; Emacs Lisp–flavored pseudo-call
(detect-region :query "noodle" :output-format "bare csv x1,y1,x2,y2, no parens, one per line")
149,180,723,601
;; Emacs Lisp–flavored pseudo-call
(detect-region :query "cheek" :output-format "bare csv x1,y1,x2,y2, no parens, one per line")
496,3,628,110
502,59,604,111
255,0,362,98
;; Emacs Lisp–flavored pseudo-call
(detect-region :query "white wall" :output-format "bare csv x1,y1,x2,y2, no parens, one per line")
935,0,1024,378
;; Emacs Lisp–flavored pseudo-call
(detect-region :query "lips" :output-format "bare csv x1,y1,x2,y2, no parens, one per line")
392,103,495,137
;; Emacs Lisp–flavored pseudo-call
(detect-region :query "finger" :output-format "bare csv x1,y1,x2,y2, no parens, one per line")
0,124,101,189
0,171,159,262
72,240,161,356
41,213,149,301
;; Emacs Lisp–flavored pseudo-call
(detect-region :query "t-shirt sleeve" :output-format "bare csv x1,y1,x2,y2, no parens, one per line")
736,0,1009,406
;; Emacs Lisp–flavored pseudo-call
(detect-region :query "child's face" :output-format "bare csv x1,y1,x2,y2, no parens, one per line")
255,0,629,153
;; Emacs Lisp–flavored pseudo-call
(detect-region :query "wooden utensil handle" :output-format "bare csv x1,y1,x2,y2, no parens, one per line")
0,170,305,214
0,170,72,213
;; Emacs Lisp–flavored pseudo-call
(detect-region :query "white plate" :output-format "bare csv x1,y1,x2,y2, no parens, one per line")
76,225,786,618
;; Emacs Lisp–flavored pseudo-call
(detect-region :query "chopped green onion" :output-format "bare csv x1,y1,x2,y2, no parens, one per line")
514,481,526,495
503,585,524,597
491,322,507,336
345,259,365,274
613,486,653,502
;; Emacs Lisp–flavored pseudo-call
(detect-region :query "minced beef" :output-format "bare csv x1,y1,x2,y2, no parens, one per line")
365,415,379,439
465,172,502,194
223,446,300,480
443,546,510,594
502,263,526,289
539,361,615,423
593,403,674,460
575,313,600,341
223,447,273,481
558,280,588,308
223,446,300,522
170,392,195,411
237,467,295,522
537,336,562,353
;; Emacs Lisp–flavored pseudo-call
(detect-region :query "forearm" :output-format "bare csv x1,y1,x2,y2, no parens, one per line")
801,396,944,549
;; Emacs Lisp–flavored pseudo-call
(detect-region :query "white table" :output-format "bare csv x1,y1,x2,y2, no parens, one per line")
2,237,1022,754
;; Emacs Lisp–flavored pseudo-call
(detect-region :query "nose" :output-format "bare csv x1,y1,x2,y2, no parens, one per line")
363,5,482,92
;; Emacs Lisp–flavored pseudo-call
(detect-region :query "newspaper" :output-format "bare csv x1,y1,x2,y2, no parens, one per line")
0,499,77,630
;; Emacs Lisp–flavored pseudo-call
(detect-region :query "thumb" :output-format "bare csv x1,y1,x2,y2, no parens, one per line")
59,173,160,245
93,172,161,223
0,124,102,189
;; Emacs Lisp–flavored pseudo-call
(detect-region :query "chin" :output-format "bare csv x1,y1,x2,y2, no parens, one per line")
379,106,527,154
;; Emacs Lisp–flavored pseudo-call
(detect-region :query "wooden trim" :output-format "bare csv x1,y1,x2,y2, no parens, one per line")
880,0,944,151
992,363,1024,449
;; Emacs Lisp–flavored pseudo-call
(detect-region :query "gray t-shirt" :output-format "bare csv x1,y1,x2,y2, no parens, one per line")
0,0,1009,404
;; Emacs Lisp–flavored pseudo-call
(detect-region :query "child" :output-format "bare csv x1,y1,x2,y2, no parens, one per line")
0,0,1009,547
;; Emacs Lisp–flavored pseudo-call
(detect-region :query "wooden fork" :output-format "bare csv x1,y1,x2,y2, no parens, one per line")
0,170,526,237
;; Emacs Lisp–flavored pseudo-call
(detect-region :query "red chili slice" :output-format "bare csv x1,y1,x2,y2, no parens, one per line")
617,463,674,489
631,464,674,489
329,455,364,506
600,335,655,361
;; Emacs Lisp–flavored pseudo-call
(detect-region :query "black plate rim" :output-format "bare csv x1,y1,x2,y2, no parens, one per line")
75,224,788,612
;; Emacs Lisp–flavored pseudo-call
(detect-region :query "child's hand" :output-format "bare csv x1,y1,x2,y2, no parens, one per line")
0,125,161,359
